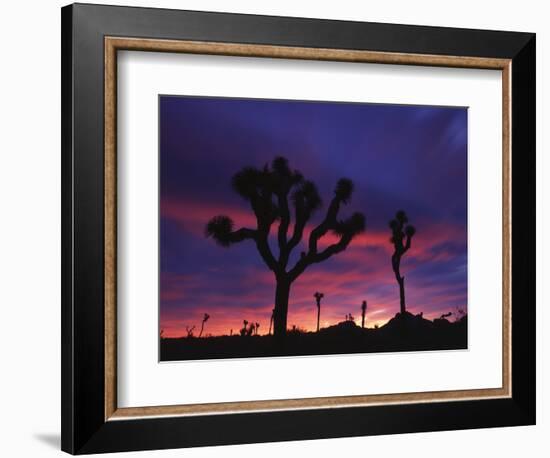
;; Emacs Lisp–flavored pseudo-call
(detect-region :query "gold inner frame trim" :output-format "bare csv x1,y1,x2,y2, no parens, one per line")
104,36,512,421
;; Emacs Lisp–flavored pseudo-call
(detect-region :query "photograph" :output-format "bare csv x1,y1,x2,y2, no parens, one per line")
159,95,469,361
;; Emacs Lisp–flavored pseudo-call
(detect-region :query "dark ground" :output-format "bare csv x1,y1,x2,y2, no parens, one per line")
160,312,468,361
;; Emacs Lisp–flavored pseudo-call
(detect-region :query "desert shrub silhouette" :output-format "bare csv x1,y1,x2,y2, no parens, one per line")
185,325,195,338
454,307,467,322
206,156,365,337
239,320,258,336
247,322,256,336
288,324,307,335
240,320,249,337
389,210,416,314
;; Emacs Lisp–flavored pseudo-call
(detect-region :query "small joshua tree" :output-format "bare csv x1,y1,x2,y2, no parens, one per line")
206,157,365,337
361,300,367,329
240,320,249,337
314,292,324,332
255,322,260,335
389,210,416,314
185,325,195,338
198,313,210,338
247,322,255,336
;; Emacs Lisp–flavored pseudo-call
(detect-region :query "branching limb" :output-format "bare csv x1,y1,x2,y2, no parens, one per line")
288,211,365,281
205,215,277,271
403,225,416,253
307,178,354,254
205,215,257,246
287,180,322,253
255,231,278,272
277,193,290,256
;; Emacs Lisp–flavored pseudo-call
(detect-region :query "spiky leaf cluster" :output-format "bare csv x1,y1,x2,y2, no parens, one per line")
205,215,234,247
389,210,416,260
206,156,366,280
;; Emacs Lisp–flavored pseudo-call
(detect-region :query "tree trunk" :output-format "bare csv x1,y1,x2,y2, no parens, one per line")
398,276,406,314
273,277,290,337
361,313,365,329
316,306,320,332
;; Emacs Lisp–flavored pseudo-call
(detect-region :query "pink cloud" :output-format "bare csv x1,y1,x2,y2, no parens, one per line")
161,198,256,237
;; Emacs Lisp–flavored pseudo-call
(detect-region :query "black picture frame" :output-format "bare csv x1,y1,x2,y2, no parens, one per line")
61,3,535,454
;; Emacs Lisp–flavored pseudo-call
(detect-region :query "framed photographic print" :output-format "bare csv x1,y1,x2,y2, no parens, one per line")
61,3,536,454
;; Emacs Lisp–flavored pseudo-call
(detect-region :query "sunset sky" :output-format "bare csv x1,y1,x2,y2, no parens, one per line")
159,96,467,337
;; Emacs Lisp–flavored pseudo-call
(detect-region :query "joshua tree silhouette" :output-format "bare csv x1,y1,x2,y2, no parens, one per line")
198,313,210,338
240,320,249,337
389,210,416,314
206,156,365,337
185,325,195,338
314,292,324,332
255,322,260,335
361,300,367,328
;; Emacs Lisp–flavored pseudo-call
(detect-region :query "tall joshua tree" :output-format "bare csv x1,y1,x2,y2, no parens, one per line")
198,313,210,338
361,300,367,328
389,210,416,314
314,292,324,332
206,157,365,338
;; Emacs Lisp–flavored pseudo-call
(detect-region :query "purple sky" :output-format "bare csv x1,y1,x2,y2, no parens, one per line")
159,96,467,337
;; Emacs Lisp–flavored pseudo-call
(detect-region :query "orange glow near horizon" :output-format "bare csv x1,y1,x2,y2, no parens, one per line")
160,197,466,338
